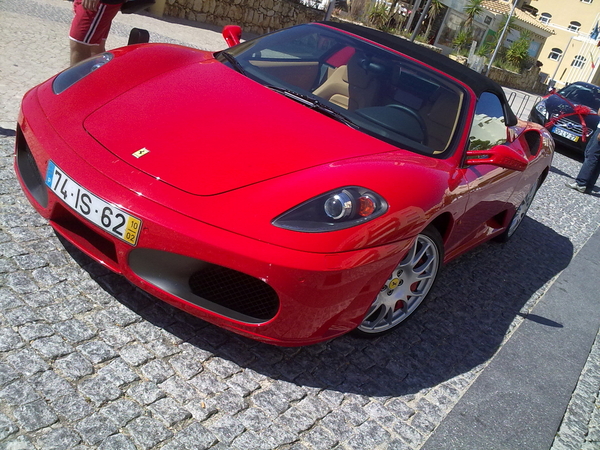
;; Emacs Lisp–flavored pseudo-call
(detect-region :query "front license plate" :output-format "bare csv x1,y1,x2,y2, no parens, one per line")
552,126,579,142
45,161,142,246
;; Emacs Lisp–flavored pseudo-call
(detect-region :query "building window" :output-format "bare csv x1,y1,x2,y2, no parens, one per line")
549,48,563,61
540,13,552,24
528,40,541,58
572,55,586,68
569,21,582,32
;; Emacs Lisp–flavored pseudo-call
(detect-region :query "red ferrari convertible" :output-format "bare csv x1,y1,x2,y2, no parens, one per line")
14,21,553,346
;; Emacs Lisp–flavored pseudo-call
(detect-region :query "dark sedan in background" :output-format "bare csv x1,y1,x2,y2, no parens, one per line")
529,81,600,152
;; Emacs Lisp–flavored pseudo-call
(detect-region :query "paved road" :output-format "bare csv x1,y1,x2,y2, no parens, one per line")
0,1,599,449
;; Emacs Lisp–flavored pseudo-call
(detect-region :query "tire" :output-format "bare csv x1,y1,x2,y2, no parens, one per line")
495,178,540,243
354,226,443,337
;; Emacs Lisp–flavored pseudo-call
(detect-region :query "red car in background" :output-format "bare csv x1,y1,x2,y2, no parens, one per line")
14,21,553,346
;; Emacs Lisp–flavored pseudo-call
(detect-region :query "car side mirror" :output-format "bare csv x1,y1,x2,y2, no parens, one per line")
127,28,150,45
222,25,242,47
465,145,528,171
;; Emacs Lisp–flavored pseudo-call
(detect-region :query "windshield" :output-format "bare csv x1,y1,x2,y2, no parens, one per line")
559,83,600,110
217,24,466,156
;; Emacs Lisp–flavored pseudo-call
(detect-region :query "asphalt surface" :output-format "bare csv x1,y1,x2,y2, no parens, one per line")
0,1,599,449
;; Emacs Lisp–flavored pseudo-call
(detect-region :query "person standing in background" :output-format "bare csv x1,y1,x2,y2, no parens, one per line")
69,0,125,66
566,121,600,194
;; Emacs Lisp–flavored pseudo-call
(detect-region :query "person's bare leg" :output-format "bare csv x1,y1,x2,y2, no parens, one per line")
70,40,92,66
90,39,106,57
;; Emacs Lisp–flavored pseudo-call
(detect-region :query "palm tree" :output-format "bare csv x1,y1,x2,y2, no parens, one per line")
464,0,484,30
424,0,444,41
482,13,516,53
388,0,400,12
350,0,369,20
496,13,517,39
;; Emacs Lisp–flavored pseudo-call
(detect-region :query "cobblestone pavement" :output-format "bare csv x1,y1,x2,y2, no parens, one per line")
1,1,600,449
552,332,600,450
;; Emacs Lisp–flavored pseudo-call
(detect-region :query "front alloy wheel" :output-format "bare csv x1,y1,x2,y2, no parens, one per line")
355,227,443,336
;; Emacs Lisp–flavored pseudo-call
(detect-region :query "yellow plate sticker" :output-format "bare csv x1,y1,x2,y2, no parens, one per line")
124,217,142,245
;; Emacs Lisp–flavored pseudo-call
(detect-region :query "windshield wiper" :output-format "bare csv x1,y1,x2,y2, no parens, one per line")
267,85,358,129
219,51,247,76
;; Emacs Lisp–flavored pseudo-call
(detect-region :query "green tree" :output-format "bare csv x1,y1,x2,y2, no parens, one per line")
453,28,473,54
424,0,444,41
497,13,517,40
476,40,494,57
388,0,400,17
369,2,393,31
477,14,516,58
504,30,532,70
350,0,369,21
464,0,484,30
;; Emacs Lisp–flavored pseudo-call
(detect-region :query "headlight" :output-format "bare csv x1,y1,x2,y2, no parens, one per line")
535,101,548,119
272,187,388,232
52,53,113,94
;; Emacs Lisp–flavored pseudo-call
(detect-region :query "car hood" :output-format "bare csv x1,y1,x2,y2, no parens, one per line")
544,95,599,124
84,60,386,196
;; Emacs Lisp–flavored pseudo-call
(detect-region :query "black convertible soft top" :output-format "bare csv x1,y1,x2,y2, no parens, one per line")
322,21,518,125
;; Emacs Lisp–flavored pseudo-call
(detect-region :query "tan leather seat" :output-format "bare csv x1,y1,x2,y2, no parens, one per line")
313,64,350,109
313,52,381,111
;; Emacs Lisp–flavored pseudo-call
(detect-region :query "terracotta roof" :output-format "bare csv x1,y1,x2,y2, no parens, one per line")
481,0,554,34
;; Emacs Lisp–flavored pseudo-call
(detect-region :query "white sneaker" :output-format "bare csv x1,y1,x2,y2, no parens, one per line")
566,182,586,193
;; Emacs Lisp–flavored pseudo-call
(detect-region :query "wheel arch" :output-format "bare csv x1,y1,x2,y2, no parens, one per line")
539,165,550,185
428,212,453,247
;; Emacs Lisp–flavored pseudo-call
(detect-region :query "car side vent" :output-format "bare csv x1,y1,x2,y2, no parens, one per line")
15,126,48,208
523,130,541,156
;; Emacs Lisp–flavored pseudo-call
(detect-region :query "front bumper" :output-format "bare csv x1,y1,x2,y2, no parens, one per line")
14,107,412,346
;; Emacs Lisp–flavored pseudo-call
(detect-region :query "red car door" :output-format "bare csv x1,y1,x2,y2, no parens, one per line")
446,92,524,258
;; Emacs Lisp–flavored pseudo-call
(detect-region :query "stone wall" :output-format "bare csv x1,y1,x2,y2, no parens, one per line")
451,55,548,95
487,65,548,95
163,0,326,35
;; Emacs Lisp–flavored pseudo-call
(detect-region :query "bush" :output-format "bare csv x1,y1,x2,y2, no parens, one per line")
476,41,494,58
368,2,394,32
350,0,368,21
453,29,472,53
504,33,530,70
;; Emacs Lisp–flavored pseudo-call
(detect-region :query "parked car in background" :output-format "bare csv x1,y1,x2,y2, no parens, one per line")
14,21,554,346
529,81,600,152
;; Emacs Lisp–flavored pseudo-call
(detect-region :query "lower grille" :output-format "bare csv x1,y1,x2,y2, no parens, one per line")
189,266,279,321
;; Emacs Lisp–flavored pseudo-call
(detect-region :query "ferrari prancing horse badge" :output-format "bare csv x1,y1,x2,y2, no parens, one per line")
132,148,150,158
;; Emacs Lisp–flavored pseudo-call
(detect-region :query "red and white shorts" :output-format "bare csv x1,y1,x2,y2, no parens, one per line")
69,0,122,46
